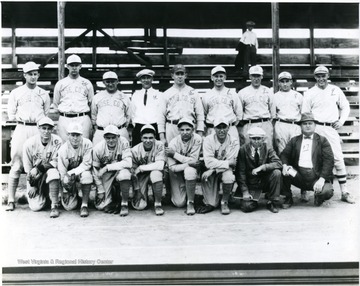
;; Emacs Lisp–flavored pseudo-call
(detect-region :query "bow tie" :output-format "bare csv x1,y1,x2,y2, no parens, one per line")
304,136,312,139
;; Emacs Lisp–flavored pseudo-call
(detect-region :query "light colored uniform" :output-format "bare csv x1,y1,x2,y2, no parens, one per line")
272,90,303,154
131,140,165,209
158,85,205,143
57,138,93,210
7,84,50,178
23,134,62,211
202,87,242,140
238,85,275,148
302,84,350,178
167,133,202,207
92,137,132,210
91,90,130,145
53,76,94,141
201,133,239,207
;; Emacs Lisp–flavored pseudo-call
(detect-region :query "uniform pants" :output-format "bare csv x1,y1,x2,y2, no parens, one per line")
57,115,92,142
165,122,180,145
169,167,197,207
92,127,130,147
274,121,301,155
238,120,273,148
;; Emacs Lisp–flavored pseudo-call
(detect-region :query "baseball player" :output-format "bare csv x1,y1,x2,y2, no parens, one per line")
165,118,202,215
91,71,130,146
92,125,132,216
131,125,166,215
199,117,239,215
6,61,51,211
302,65,355,204
53,54,94,141
130,69,162,146
23,117,62,218
238,65,275,148
201,66,243,140
57,122,93,217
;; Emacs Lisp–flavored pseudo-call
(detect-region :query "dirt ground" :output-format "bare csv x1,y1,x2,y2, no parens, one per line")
1,175,359,268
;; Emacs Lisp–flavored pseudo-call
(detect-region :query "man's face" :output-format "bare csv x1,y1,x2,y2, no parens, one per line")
68,133,82,149
250,74,262,87
140,75,153,90
215,124,229,140
104,134,118,149
250,136,264,149
141,132,155,149
301,121,316,137
279,79,292,92
66,63,81,77
314,73,329,89
178,124,194,142
211,72,226,88
24,71,40,86
171,71,187,86
104,79,119,93
38,125,53,141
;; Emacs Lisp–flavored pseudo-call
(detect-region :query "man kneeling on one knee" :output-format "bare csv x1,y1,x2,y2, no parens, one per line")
280,112,334,208
235,127,282,213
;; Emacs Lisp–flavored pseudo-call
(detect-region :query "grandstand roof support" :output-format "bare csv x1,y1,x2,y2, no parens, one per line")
58,1,66,80
272,2,280,92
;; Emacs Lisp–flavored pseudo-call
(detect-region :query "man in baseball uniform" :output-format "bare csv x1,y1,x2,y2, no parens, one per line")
238,65,274,148
165,118,202,215
131,125,166,215
23,117,62,218
302,65,355,204
91,71,130,146
6,61,51,211
130,69,162,146
53,54,94,141
57,122,93,217
199,117,239,215
92,125,132,216
202,65,243,140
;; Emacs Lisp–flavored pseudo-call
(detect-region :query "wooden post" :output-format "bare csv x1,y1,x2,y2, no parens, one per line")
11,26,17,68
92,28,97,69
57,1,66,80
309,6,315,66
271,2,280,92
163,27,169,67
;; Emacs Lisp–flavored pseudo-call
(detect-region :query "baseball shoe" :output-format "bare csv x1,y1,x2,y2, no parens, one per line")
341,192,355,204
6,202,15,211
80,206,89,217
300,190,310,202
314,194,324,207
50,206,60,218
221,202,230,215
154,205,164,216
266,201,279,213
195,204,214,214
186,202,195,215
104,202,116,213
113,204,121,214
282,196,293,209
120,205,129,217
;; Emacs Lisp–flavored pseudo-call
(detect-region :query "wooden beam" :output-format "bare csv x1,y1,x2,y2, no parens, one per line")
163,27,169,67
92,28,97,69
271,3,280,92
57,1,66,80
11,27,17,67
309,6,315,66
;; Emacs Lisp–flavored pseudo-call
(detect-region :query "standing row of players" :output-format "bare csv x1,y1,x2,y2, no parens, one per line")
5,54,355,215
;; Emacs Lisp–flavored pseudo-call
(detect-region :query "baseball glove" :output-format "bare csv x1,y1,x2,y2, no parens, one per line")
62,173,76,193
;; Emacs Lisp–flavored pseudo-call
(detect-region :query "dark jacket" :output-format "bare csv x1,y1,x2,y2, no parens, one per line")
280,133,334,181
236,142,282,193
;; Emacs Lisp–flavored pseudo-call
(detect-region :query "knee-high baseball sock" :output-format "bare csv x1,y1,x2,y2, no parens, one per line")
81,184,91,207
152,181,163,206
185,180,196,203
119,180,131,206
222,183,233,204
49,180,60,208
7,177,19,203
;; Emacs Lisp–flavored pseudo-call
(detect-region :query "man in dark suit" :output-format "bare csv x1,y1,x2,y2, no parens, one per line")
235,126,283,213
281,112,335,208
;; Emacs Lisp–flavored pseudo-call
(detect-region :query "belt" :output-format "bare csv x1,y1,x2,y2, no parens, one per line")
60,112,88,118
205,122,236,128
97,123,127,130
276,118,298,125
243,118,270,124
17,121,37,126
316,121,333,127
166,119,180,125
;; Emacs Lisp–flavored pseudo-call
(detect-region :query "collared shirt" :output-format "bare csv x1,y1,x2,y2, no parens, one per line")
272,90,303,121
298,135,314,168
130,87,162,124
240,30,258,49
250,145,260,159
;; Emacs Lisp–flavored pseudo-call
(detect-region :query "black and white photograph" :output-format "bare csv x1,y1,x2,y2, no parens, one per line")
1,1,359,285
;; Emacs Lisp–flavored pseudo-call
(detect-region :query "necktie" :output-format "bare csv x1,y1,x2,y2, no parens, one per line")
254,148,259,166
144,89,148,106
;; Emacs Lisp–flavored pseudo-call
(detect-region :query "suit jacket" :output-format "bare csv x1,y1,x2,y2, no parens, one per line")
280,133,334,181
236,142,282,193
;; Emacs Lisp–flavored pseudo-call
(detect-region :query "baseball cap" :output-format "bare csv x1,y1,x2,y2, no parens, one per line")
67,122,83,134
37,117,54,127
140,124,156,135
246,21,256,26
66,54,82,65
211,66,226,76
299,112,316,123
214,117,229,127
136,69,155,78
249,65,263,75
314,65,329,75
23,61,39,73
171,64,186,74
247,127,266,138
177,118,195,128
104,125,119,136
102,71,118,80
278,71,292,81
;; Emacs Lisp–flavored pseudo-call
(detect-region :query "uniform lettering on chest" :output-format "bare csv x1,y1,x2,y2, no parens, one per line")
208,97,233,109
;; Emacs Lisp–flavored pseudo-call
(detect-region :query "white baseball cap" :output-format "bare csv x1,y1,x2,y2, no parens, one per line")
211,66,226,76
278,71,292,81
66,54,82,65
103,71,118,80
67,122,83,134
214,117,229,127
314,65,329,75
140,124,156,135
247,127,266,138
177,117,195,128
104,125,119,136
249,65,263,75
37,117,54,127
136,69,155,78
23,61,39,73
